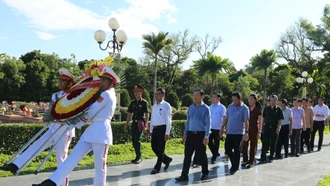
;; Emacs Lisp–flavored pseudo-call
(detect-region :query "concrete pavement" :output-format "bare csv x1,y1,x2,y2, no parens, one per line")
0,136,330,186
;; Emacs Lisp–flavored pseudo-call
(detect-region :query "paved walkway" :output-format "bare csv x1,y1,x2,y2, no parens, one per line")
1,136,330,186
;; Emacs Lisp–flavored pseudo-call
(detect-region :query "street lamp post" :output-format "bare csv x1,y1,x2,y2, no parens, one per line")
94,18,128,53
296,71,313,98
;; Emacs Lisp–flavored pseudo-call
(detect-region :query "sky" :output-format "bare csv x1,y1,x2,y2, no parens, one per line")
0,0,329,70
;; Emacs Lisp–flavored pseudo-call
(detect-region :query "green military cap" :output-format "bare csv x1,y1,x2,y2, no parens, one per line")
133,84,144,91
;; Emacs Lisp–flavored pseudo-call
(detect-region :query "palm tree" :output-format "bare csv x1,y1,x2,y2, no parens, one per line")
250,49,277,108
194,53,232,94
142,32,172,103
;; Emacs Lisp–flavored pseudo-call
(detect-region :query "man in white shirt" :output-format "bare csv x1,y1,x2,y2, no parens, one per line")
310,96,329,151
208,92,226,164
149,88,173,174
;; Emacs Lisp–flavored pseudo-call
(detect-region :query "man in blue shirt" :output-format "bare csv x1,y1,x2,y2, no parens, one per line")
208,92,226,164
220,92,249,175
175,89,211,182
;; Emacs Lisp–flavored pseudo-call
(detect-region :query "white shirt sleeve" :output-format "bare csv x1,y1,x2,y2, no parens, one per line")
165,103,172,135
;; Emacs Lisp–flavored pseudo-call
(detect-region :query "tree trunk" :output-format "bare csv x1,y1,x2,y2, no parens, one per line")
152,55,158,104
211,73,215,95
262,70,267,109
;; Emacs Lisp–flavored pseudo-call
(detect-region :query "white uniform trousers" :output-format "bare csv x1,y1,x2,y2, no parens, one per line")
50,140,109,186
14,129,72,186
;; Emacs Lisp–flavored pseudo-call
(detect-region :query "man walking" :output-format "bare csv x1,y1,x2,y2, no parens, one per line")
125,84,150,164
290,99,306,157
1,68,75,186
275,99,292,159
220,92,249,175
33,66,120,186
149,88,173,174
301,98,314,153
310,96,329,151
258,95,283,163
175,89,211,182
208,92,226,164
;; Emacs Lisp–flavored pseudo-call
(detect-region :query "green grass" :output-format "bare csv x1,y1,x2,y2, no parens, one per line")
0,138,225,177
319,175,330,186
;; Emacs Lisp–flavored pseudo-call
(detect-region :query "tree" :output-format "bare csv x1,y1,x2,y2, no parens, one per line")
203,95,211,105
156,30,199,85
268,64,296,99
0,55,26,101
233,76,253,103
174,69,203,98
196,34,222,59
250,49,277,108
194,53,232,94
142,32,172,103
20,59,50,101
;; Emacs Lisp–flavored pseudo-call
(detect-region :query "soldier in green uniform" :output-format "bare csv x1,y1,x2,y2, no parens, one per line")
258,95,284,163
125,84,150,164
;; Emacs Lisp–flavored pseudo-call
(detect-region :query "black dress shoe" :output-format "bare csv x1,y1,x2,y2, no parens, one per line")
257,158,266,162
131,159,137,163
175,175,188,181
295,154,300,157
318,148,321,151
211,160,215,164
229,170,236,175
134,159,142,164
150,169,159,175
0,163,18,174
164,158,172,171
32,179,56,186
241,162,248,167
217,152,221,157
201,174,208,180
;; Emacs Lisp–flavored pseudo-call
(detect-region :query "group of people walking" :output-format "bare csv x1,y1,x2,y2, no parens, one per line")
0,65,329,185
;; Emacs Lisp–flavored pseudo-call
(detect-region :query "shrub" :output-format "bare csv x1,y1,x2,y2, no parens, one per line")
0,120,187,154
120,89,131,107
33,113,41,117
142,89,152,105
171,107,177,114
203,95,211,105
120,107,128,121
181,94,193,107
172,110,187,120
166,92,179,109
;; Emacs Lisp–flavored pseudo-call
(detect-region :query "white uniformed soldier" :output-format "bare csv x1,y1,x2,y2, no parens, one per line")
0,68,75,186
32,66,120,186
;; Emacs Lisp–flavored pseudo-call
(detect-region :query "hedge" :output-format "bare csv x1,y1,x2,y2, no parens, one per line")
172,111,187,120
204,95,211,105
0,120,186,154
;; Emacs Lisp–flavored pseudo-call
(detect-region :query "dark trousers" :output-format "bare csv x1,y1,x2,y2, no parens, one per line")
181,131,208,176
276,125,289,157
208,129,220,161
225,134,243,171
290,129,301,155
310,121,325,150
132,122,143,159
261,127,278,159
151,125,171,171
301,128,311,152
242,127,258,165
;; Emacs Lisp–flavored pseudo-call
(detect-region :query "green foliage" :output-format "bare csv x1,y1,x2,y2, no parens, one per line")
19,104,26,111
142,89,152,105
181,94,193,107
172,111,187,120
203,95,211,105
233,76,253,103
0,121,186,154
166,92,180,109
180,106,189,110
120,107,128,121
120,89,131,107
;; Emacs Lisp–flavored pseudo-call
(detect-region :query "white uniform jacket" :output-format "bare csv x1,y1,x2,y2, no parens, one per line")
49,91,75,137
75,88,116,145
